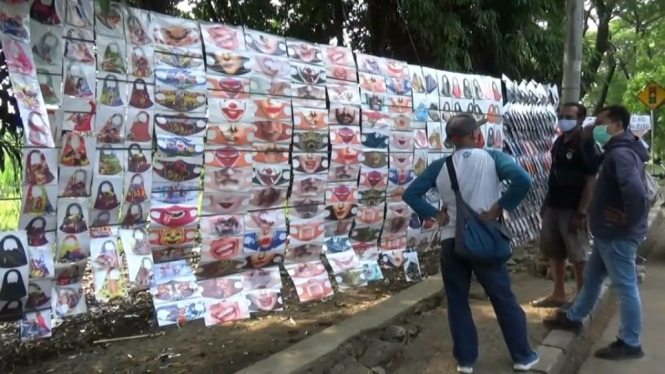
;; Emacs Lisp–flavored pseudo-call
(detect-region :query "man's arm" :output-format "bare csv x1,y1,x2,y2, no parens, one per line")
612,149,648,227
487,150,532,211
402,158,444,219
577,137,603,215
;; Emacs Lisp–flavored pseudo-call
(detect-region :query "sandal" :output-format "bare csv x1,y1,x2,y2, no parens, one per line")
530,297,567,308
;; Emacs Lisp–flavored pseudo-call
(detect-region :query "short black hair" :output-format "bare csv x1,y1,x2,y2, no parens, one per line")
445,113,485,144
561,102,587,119
598,104,631,130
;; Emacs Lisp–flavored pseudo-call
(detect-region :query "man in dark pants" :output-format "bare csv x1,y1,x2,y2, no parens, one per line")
544,105,649,360
402,114,538,373
532,103,602,308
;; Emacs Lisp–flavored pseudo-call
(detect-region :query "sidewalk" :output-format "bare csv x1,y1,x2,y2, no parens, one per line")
578,261,665,374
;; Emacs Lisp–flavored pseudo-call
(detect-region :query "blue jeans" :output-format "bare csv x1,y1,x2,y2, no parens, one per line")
566,238,643,347
441,239,537,366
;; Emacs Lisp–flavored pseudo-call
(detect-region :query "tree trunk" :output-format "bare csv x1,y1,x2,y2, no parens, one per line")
593,53,616,114
580,0,612,99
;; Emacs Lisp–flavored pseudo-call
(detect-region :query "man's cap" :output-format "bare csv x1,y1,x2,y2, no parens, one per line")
445,114,487,143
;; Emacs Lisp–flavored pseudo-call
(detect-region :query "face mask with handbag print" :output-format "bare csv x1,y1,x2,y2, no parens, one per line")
0,234,28,269
63,63,94,99
101,42,126,74
0,300,24,323
30,0,62,25
127,144,151,173
94,181,121,210
127,111,152,142
99,74,124,107
0,269,27,301
32,32,60,65
129,79,154,109
131,47,152,77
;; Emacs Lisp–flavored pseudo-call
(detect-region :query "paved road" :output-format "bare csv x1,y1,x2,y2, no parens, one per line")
578,261,665,374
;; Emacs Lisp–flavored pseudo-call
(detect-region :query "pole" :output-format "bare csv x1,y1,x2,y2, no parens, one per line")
561,0,585,103
651,109,656,174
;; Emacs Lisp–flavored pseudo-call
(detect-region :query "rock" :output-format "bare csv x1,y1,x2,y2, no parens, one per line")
380,325,406,343
327,358,373,374
358,340,404,367
370,367,386,374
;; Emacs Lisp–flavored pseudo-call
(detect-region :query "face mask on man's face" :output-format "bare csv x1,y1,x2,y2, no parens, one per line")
557,119,577,132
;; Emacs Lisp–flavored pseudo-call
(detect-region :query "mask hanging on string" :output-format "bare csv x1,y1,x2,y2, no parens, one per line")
94,181,121,210
59,203,88,234
127,111,151,142
129,79,153,109
99,74,123,107
60,133,90,167
125,174,147,203
23,185,55,215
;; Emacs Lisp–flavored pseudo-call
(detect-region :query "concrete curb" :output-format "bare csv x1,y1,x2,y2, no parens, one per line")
235,275,444,374
532,204,664,374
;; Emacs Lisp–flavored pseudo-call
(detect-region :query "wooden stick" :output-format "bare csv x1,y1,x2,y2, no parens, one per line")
93,333,153,344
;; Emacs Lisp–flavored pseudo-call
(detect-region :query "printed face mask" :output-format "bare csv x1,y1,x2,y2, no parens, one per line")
155,68,206,90
59,202,87,234
157,136,203,157
152,184,198,204
100,42,126,74
127,144,151,173
32,32,60,66
243,230,288,253
151,206,198,227
293,131,328,152
94,181,120,210
26,150,55,185
60,133,90,167
63,63,93,99
125,174,147,204
149,227,197,247
153,159,202,182
207,51,252,75
129,79,154,109
155,114,206,137
130,47,152,77
156,26,200,47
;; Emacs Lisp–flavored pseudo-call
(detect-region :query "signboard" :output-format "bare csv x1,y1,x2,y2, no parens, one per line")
636,81,665,109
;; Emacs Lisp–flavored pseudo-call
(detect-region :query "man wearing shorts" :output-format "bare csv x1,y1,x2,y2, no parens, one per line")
532,103,602,308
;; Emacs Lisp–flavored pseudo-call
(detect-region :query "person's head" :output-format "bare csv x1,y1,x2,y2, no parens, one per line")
445,113,485,148
558,102,587,132
593,104,631,145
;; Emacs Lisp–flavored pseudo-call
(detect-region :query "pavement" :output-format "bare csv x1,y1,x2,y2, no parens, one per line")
577,260,665,374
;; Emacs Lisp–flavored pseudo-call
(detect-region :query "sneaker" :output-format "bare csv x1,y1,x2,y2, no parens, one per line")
543,311,583,334
456,366,473,373
513,353,540,372
594,339,644,360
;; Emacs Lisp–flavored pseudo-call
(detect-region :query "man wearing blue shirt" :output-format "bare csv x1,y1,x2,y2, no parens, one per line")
402,114,538,373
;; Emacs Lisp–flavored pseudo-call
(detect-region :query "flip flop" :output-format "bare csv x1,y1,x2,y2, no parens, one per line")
530,297,567,308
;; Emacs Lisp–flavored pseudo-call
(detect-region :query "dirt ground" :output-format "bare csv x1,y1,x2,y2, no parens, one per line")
1,252,444,374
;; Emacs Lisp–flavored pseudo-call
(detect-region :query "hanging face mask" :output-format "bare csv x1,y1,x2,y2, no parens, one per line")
121,203,146,226
127,144,151,173
127,111,152,142
0,269,27,301
157,136,203,157
37,71,60,105
26,217,49,247
557,119,577,133
155,114,206,137
59,203,88,234
153,159,202,182
63,169,88,197
487,127,495,148
0,235,28,269
155,89,206,112
60,133,90,167
129,79,154,109
94,181,121,210
58,235,86,262
24,185,55,215
150,206,198,228
127,15,150,45
63,63,93,99
26,150,55,185
32,32,60,65
64,29,95,63
99,74,124,107
98,146,122,175
65,0,92,28
593,125,612,146
130,47,152,77
97,114,124,144
31,0,62,25
126,174,147,204
100,42,126,74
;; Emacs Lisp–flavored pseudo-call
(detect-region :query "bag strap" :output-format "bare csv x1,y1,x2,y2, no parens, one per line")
445,155,459,192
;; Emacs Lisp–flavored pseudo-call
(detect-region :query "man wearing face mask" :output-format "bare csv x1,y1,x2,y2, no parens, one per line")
544,105,649,360
403,114,538,373
531,102,602,309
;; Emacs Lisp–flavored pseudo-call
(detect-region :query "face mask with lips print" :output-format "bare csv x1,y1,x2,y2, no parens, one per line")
157,136,203,158
150,206,198,228
327,185,358,204
252,167,290,187
153,159,202,183
206,51,252,76
243,229,288,253
331,106,359,125
252,146,289,165
157,25,200,47
388,169,415,186
155,89,206,113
